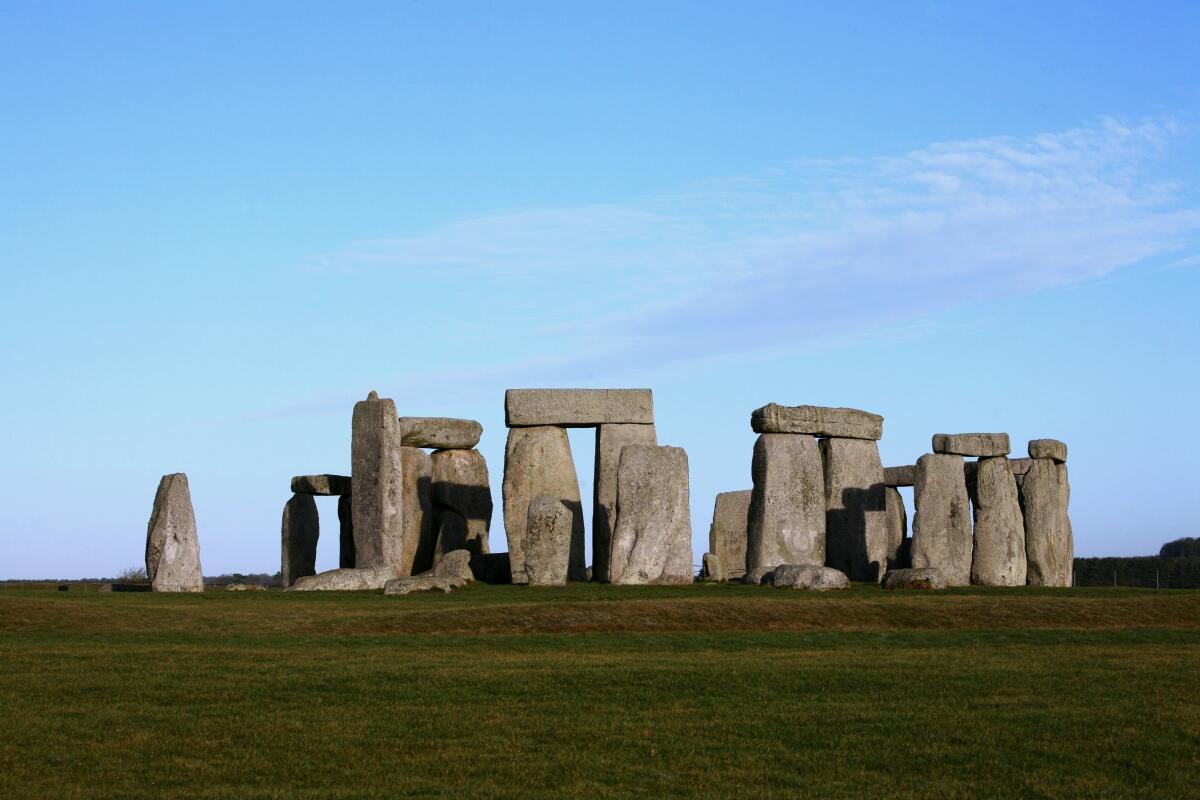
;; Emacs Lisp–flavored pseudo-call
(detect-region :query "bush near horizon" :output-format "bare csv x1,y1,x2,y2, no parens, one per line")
1160,537,1200,558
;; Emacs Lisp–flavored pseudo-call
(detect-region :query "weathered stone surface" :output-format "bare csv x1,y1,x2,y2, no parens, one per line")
771,564,850,591
523,494,573,586
432,448,492,557
382,575,463,595
280,493,319,588
398,417,483,450
505,388,654,427
502,426,585,583
145,473,203,593
970,456,1027,586
883,465,916,487
884,486,909,568
431,548,475,584
1009,458,1034,476
609,445,694,585
741,566,774,585
821,438,888,582
469,552,512,584
1058,463,1074,587
747,434,825,570
751,404,883,440
592,423,657,582
911,454,972,586
932,433,1011,457
433,510,467,568
701,552,725,582
882,567,947,590
287,565,396,591
351,393,405,570
1028,439,1067,463
337,494,355,568
708,490,751,580
290,474,352,496
399,446,436,576
1021,459,1073,587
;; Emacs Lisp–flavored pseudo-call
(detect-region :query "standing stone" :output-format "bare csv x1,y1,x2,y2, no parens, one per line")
911,454,972,586
523,495,573,586
1021,459,1072,586
751,404,883,440
399,446,437,575
609,445,693,585
502,426,585,583
351,392,405,570
821,437,888,582
145,473,203,592
337,494,355,568
505,388,654,427
398,417,483,449
970,456,1027,586
932,433,1011,457
747,434,825,571
280,493,319,588
1057,463,1074,586
884,486,909,569
701,552,725,582
432,449,492,557
592,423,657,582
708,490,751,580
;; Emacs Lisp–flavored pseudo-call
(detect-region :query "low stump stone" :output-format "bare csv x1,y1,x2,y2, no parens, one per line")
771,564,850,591
383,576,462,595
883,567,947,590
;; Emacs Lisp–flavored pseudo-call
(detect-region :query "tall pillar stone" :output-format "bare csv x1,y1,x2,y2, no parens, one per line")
592,423,657,582
1021,458,1072,587
821,437,888,582
400,446,436,575
747,434,825,570
1057,463,1074,587
609,445,693,585
337,494,355,568
911,454,972,586
145,473,204,593
432,448,492,559
502,426,585,583
280,493,319,588
524,494,573,586
709,490,751,581
970,456,1027,586
884,486,909,569
351,391,405,571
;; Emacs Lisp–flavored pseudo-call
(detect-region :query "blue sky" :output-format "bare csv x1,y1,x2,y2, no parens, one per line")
2,1,1198,578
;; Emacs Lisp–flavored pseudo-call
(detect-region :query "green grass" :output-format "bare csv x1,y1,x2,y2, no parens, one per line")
1,585,1198,799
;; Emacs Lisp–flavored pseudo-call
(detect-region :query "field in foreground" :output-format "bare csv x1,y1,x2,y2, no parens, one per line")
1,584,1198,799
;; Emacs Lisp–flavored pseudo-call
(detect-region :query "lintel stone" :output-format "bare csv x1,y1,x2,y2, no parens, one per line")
751,404,882,440
932,433,1010,457
291,474,352,496
884,465,916,487
505,389,653,427
398,417,482,449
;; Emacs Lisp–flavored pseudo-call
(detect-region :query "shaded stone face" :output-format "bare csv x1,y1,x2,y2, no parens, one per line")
398,417,482,450
708,490,751,580
747,434,825,570
751,404,883,440
884,486,909,568
502,426,585,583
351,394,405,571
431,549,475,584
882,567,947,590
609,445,693,585
1021,459,1073,587
1028,439,1067,463
287,565,397,592
290,474,352,496
970,456,1027,586
883,465,916,487
280,493,319,588
592,423,657,582
145,473,203,593
912,454,972,587
771,564,849,591
932,433,1011,457
505,388,654,427
337,494,355,568
821,437,888,583
400,446,436,576
1057,463,1074,587
431,449,492,558
524,494,573,586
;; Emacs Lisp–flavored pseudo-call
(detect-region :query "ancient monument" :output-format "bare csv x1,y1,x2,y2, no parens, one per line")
145,473,203,592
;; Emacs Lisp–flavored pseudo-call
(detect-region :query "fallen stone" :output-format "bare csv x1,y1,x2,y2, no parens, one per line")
280,493,319,588
431,548,475,584
882,567,947,590
432,448,492,557
883,465,916,487
287,565,396,591
383,575,462,595
970,456,1027,586
822,437,888,582
400,446,437,576
523,494,573,586
911,454,972,586
398,417,483,449
502,426,585,583
351,392,405,570
469,552,512,584
505,388,654,427
701,552,725,582
771,564,850,591
741,566,774,585
751,404,883,440
338,494,355,568
145,473,204,593
610,445,694,585
932,433,1011,457
290,474,352,496
592,423,657,583
1028,439,1067,463
1021,459,1072,587
884,486,909,568
747,434,825,571
708,490,751,581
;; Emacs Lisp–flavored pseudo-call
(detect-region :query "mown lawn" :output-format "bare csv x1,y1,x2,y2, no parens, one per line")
1,584,1197,799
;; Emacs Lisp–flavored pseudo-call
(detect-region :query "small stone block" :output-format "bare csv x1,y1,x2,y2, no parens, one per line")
1028,439,1067,462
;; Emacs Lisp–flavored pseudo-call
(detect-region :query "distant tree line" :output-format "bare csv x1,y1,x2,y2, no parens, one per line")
1074,549,1200,589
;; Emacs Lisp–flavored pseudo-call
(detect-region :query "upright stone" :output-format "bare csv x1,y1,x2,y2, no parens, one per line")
884,486,909,569
970,456,1027,586
523,494,573,586
351,392,405,570
1021,459,1072,587
751,404,883,440
609,445,693,585
747,434,825,571
432,449,493,558
144,473,203,592
592,423,657,582
1057,463,1074,586
400,446,436,575
701,552,725,582
502,426,585,583
709,490,752,580
821,437,888,582
911,454,972,586
505,388,654,427
280,493,319,588
337,494,355,568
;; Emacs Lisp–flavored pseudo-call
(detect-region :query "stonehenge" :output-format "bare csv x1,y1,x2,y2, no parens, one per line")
969,456,1027,586
145,473,204,592
399,417,482,450
502,425,585,583
821,437,888,582
911,454,973,586
752,403,883,440
608,445,693,585
399,446,436,574
592,422,658,582
1021,440,1073,587
771,564,850,591
523,494,574,586
747,433,826,570
280,493,319,587
351,392,406,570
884,486,908,569
708,490,751,581
505,388,653,427
432,448,492,559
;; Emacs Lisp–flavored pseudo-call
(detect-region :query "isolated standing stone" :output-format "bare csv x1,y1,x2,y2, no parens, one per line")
884,486,909,568
708,490,751,580
398,417,483,450
747,434,825,571
609,445,694,585
505,388,654,427
351,392,405,570
701,552,725,582
502,426,585,583
751,404,883,440
911,454,972,586
1028,439,1068,463
821,437,888,582
145,473,203,593
523,494,573,586
592,423,657,582
338,494,355,568
399,446,436,576
771,564,850,591
290,474,352,496
970,456,1027,586
287,565,396,591
932,433,1011,457
432,448,492,557
1021,459,1072,586
280,493,319,588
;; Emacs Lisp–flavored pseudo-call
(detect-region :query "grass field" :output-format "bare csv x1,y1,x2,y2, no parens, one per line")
1,584,1198,799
